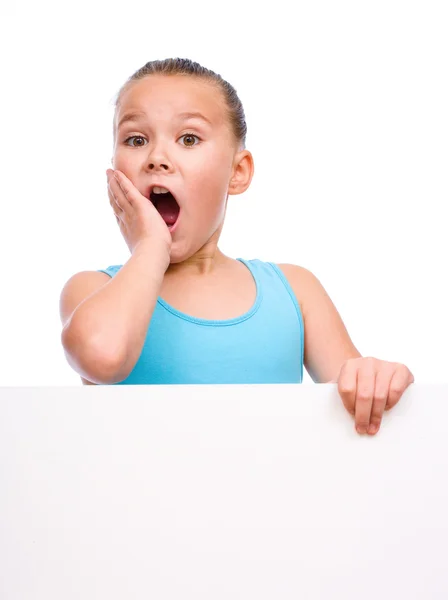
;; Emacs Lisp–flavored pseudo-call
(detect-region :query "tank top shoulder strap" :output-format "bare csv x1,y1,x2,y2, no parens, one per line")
238,258,304,324
237,258,305,381
97,265,122,278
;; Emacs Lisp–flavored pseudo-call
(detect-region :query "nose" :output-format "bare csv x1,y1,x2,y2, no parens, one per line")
147,142,173,172
148,160,171,171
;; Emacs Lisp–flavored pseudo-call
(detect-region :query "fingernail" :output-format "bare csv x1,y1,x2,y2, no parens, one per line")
368,424,378,435
356,426,366,434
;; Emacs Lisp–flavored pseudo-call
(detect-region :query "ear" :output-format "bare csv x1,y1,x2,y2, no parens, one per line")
228,150,254,196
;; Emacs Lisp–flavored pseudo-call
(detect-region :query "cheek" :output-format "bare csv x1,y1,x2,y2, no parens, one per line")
189,151,232,200
191,178,227,221
112,152,133,172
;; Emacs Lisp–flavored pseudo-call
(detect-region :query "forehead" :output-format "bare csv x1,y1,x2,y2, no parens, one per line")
116,74,227,127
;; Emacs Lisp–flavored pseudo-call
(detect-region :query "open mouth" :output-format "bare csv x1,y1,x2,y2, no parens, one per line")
150,187,180,229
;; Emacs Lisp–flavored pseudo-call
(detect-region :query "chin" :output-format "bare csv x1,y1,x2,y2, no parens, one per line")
168,234,210,265
168,238,189,264
168,253,185,265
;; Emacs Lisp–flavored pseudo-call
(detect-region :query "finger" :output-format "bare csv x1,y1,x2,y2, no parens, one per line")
107,170,130,217
109,192,123,223
354,358,376,434
368,366,394,435
338,360,358,417
385,364,413,411
108,177,125,210
113,170,139,209
109,195,123,218
107,173,122,209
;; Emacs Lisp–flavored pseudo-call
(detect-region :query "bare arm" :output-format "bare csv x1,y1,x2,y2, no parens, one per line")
61,240,169,384
278,264,362,383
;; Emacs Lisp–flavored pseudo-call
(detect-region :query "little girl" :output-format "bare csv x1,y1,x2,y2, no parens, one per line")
59,58,414,436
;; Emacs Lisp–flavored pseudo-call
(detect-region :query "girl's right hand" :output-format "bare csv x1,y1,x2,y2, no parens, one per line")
106,169,172,259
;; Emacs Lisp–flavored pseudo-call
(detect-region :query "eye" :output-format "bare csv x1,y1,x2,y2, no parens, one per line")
124,136,146,147
123,134,200,148
179,133,200,147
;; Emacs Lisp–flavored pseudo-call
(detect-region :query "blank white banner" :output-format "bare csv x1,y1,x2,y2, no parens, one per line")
0,384,447,599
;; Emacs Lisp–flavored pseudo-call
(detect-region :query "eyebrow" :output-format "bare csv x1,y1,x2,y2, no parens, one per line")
117,110,213,129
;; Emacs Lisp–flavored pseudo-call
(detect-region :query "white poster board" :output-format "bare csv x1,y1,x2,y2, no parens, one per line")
0,384,446,599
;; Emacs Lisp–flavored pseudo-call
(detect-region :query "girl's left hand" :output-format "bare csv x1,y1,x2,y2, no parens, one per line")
333,357,414,435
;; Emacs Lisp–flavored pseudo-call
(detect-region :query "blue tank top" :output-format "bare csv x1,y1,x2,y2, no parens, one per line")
97,258,304,384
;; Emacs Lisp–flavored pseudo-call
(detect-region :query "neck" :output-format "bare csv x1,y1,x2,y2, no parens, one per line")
167,243,230,276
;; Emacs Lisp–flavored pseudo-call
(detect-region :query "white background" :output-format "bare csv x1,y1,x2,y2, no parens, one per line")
0,0,446,385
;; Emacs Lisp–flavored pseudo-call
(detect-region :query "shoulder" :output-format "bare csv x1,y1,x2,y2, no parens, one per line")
275,263,325,315
59,270,111,328
60,271,113,386
275,263,313,281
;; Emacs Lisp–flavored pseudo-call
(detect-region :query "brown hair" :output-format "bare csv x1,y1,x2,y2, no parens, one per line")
112,57,247,149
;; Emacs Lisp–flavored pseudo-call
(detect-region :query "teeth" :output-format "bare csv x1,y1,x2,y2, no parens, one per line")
153,186,170,194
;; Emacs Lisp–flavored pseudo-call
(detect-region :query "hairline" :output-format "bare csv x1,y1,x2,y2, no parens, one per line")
113,73,242,150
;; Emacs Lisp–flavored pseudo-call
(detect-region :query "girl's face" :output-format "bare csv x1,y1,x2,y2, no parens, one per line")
112,74,249,263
